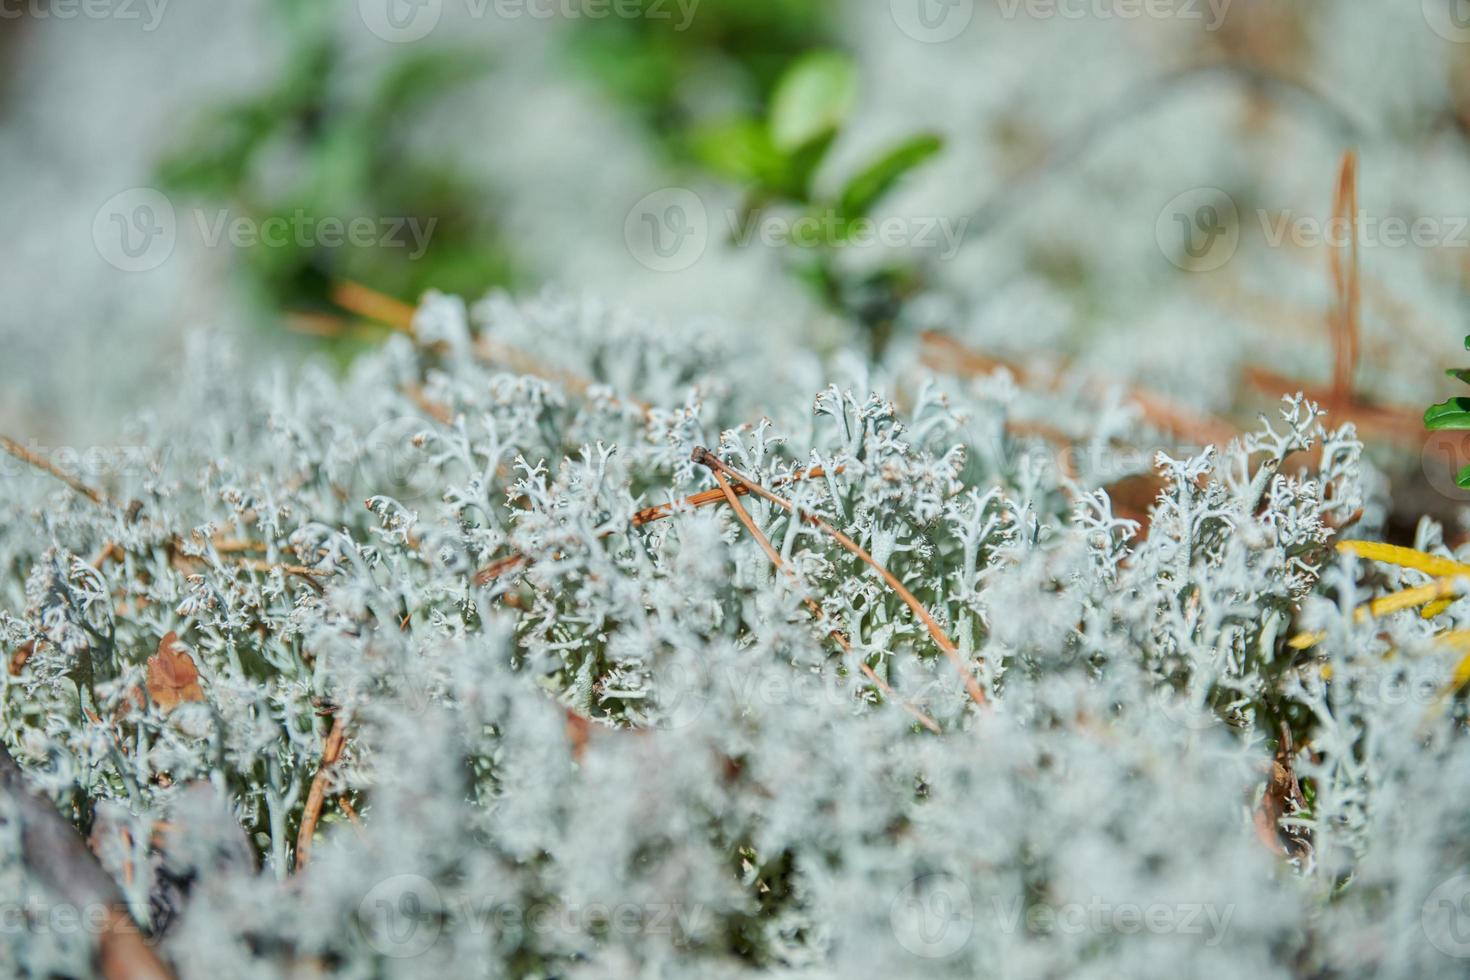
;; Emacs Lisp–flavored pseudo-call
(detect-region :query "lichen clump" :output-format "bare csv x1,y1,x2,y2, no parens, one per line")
2,291,1468,978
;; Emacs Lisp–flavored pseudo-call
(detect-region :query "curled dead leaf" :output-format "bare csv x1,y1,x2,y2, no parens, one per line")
147,632,205,712
8,641,34,676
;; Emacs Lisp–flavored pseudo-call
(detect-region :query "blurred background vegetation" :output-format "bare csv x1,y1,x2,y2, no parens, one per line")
152,0,847,336
7,0,1470,483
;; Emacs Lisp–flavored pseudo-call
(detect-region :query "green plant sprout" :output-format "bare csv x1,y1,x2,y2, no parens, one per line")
1424,333,1470,488
690,51,946,354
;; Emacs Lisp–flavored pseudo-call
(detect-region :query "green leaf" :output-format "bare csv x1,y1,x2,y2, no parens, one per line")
1425,397,1470,430
769,51,856,154
1458,464,1470,491
1447,368,1470,386
370,46,493,123
837,133,944,222
690,117,789,189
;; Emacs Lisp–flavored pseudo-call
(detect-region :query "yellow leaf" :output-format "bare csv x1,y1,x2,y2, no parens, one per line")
1336,540,1470,579
1422,598,1454,619
1289,631,1325,651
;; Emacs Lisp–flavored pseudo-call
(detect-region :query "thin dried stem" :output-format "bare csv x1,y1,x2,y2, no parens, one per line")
337,796,364,834
474,465,842,586
225,558,328,584
705,465,942,734
0,744,174,979
332,281,416,332
693,448,987,709
919,332,1237,447
1,435,107,505
1329,150,1361,404
295,715,347,872
856,662,942,734
473,553,528,587
333,279,652,419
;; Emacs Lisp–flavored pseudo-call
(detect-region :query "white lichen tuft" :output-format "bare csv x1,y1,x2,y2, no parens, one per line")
1,292,1466,978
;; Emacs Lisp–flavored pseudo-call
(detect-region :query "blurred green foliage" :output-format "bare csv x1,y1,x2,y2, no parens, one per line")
690,51,946,354
561,0,838,153
158,0,948,356
157,0,516,323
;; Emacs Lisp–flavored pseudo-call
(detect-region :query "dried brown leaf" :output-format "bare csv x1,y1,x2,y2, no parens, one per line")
146,632,205,712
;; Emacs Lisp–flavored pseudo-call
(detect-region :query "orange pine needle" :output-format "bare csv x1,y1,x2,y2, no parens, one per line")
704,462,943,733
295,715,347,872
693,448,987,709
1328,150,1361,404
331,281,415,332
0,435,107,505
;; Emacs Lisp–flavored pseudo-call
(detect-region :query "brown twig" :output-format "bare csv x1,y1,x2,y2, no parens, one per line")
1,435,107,505
337,796,364,834
295,716,347,873
1328,150,1361,405
1242,367,1423,441
693,448,987,709
0,744,174,979
1254,720,1312,862
473,465,843,586
226,558,329,581
919,332,1238,447
565,708,592,762
333,279,651,416
473,553,529,587
704,463,943,734
331,281,416,333
0,439,328,595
